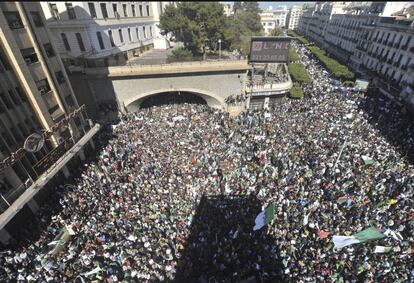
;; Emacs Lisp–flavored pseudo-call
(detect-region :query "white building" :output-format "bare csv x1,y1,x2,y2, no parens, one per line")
260,6,289,35
40,2,159,67
297,1,414,106
222,3,233,17
287,5,303,30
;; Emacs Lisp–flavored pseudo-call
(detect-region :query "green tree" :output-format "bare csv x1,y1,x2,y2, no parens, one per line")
159,2,228,55
224,1,263,55
269,27,283,36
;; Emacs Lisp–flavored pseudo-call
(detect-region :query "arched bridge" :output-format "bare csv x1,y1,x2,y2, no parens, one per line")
69,61,248,116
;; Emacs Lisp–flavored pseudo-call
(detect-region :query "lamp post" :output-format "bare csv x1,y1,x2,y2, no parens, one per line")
203,38,209,61
218,39,222,60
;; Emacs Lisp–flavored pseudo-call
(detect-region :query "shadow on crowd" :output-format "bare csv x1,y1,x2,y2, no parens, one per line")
357,91,414,164
172,194,284,283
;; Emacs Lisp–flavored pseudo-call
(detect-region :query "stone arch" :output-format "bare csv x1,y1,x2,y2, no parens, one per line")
124,88,225,112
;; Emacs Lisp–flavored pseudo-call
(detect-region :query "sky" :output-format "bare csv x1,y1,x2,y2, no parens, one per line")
221,1,315,10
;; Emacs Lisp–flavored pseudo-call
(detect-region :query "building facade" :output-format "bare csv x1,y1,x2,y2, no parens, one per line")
222,3,233,17
287,5,303,30
40,2,158,67
297,1,414,106
0,1,93,244
260,6,289,35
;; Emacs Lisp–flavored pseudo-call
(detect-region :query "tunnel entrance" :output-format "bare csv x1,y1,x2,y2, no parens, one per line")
140,91,207,109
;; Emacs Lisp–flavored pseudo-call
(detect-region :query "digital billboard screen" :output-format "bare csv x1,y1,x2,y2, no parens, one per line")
248,36,291,63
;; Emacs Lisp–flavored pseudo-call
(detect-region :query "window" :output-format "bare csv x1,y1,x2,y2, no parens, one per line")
66,3,76,19
0,51,11,71
112,3,118,18
123,4,127,17
43,43,55,57
3,12,24,29
146,5,150,16
0,92,13,109
101,3,108,18
30,12,43,27
49,3,60,19
109,30,115,47
9,90,20,106
143,26,146,39
119,29,124,43
61,33,70,51
88,3,97,18
55,71,65,84
16,87,27,102
136,27,140,40
36,79,51,95
139,5,143,16
149,26,152,37
132,5,136,17
128,28,132,42
20,48,38,65
97,32,105,50
65,95,75,107
75,33,85,51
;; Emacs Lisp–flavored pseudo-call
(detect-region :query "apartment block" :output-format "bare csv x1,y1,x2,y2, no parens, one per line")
287,5,303,31
297,1,414,105
0,2,93,244
260,6,289,35
40,2,158,67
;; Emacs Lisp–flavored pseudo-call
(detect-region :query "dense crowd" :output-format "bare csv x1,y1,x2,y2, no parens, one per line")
1,40,414,283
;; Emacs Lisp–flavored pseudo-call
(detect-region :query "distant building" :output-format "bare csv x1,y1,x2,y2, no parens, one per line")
260,6,289,35
287,5,303,30
297,1,414,106
222,3,233,17
40,2,159,67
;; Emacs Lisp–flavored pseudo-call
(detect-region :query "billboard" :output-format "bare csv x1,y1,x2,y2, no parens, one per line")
249,36,291,63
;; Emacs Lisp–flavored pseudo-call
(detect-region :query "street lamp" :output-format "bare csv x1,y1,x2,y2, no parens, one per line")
218,39,222,60
203,38,209,61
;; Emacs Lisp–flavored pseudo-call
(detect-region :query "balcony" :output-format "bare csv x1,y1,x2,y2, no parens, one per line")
393,42,400,48
387,59,393,64
382,39,387,44
401,65,408,71
393,62,400,68
387,41,394,47
410,46,414,53
401,45,408,50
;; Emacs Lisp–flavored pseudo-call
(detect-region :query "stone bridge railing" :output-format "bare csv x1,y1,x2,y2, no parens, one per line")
83,60,250,77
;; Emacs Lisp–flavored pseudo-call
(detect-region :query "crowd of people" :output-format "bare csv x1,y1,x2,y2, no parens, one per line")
224,93,247,105
1,39,414,283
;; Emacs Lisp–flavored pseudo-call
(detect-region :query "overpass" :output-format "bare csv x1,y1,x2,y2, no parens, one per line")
68,60,292,118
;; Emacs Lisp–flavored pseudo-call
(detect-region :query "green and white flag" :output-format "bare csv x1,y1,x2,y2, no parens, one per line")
374,246,393,253
253,202,275,231
361,155,374,165
332,227,385,249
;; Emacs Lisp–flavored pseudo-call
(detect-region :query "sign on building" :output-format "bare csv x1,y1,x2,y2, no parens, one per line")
248,36,291,63
24,133,45,153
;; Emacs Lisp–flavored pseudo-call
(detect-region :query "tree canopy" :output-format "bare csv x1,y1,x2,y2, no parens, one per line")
158,2,228,54
269,27,283,36
158,1,263,56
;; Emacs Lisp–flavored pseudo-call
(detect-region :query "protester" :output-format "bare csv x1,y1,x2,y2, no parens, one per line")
1,40,413,283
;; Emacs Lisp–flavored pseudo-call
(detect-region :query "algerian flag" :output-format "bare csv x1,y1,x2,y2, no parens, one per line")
374,246,393,253
253,202,275,231
361,155,374,165
332,227,385,249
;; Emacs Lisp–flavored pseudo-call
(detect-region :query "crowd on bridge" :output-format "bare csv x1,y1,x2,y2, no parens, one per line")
1,39,414,283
